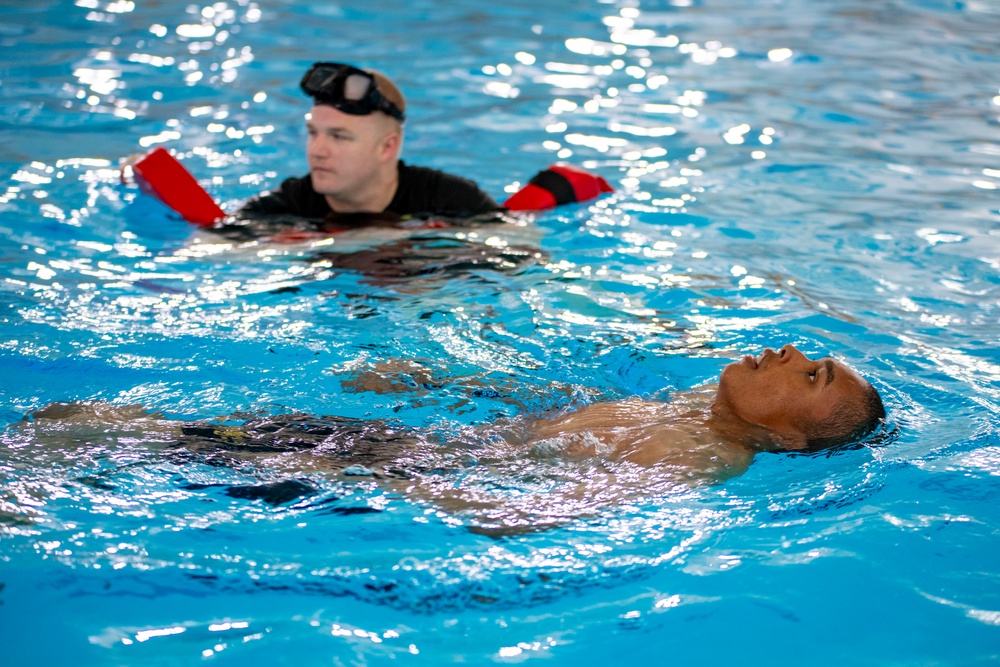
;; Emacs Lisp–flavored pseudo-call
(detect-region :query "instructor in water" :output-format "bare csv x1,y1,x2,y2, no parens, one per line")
128,61,613,230
236,61,500,225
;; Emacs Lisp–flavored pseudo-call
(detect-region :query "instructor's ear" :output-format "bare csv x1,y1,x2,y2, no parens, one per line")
379,130,401,161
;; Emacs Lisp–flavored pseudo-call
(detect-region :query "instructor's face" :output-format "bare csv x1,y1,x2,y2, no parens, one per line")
714,344,869,440
305,105,394,201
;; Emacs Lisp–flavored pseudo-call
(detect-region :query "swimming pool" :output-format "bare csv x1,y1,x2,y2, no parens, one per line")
2,0,999,663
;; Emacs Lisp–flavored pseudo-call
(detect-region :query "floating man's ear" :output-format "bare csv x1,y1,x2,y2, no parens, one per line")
766,431,810,452
504,164,613,211
738,419,810,452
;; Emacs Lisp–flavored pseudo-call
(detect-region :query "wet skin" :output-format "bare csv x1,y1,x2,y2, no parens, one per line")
520,344,872,468
712,343,870,440
305,104,401,213
14,346,873,479
7,347,878,539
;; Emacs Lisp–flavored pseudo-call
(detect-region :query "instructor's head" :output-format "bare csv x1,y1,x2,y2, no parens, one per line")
300,61,406,123
713,344,885,450
299,62,406,211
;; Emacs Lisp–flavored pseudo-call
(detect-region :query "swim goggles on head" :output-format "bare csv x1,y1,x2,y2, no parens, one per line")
299,62,406,122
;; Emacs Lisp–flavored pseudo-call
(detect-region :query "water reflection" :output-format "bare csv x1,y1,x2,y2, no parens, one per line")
486,6,729,218
312,234,547,289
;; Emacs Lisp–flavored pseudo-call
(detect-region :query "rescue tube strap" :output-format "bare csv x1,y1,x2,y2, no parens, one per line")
503,163,613,211
526,168,577,206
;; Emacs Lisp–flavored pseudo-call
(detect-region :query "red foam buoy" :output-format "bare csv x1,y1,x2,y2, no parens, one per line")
131,147,225,227
503,164,613,211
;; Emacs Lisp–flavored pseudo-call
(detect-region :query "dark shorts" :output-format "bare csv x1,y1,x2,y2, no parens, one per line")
171,413,428,479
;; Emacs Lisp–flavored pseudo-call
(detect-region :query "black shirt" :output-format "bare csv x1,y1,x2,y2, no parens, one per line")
235,160,500,224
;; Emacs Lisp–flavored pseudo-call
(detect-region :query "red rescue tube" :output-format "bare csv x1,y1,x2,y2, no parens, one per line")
503,164,613,211
131,147,225,227
129,149,608,223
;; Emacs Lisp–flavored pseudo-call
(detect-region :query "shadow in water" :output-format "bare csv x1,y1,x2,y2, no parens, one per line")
311,234,548,288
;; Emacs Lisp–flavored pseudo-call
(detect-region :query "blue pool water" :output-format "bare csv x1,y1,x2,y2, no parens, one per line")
2,0,999,664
